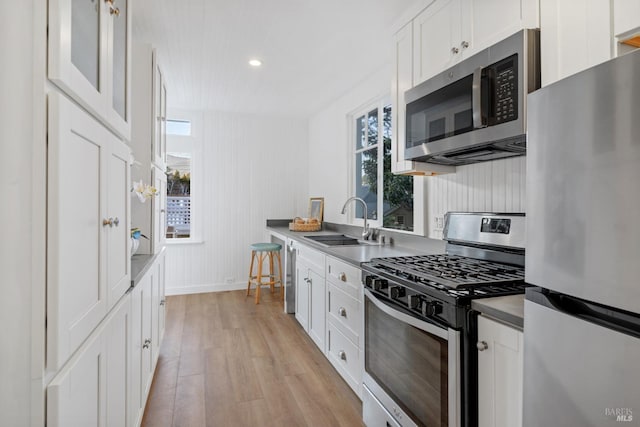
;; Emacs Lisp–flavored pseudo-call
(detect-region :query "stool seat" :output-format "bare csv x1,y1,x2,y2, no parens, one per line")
250,242,282,252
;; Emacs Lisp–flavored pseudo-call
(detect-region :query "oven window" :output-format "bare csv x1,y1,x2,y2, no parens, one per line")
365,297,449,427
406,75,473,148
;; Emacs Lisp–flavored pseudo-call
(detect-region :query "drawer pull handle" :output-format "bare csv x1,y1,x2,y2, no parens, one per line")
338,307,347,317
477,341,488,351
338,350,346,361
339,272,347,282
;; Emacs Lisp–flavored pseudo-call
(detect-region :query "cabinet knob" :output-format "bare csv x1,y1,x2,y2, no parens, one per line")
160,299,166,306
143,338,152,349
339,272,347,282
102,218,114,227
160,209,166,213
338,307,347,317
112,217,120,227
338,350,347,361
110,6,120,16
477,341,488,351
451,46,460,54
461,40,469,49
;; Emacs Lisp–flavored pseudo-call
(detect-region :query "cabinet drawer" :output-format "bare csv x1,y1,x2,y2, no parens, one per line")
297,243,325,276
327,321,362,396
327,283,361,346
326,256,361,300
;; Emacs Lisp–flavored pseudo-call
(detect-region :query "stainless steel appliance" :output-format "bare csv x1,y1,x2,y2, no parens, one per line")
524,49,640,427
284,238,296,314
405,29,540,166
362,212,528,427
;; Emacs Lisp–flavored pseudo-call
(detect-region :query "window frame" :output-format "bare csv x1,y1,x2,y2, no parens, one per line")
164,110,204,245
348,97,427,236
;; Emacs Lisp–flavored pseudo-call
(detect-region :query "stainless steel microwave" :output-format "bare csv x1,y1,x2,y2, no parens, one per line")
405,29,540,166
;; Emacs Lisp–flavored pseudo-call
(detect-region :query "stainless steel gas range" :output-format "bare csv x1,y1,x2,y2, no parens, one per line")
361,212,528,427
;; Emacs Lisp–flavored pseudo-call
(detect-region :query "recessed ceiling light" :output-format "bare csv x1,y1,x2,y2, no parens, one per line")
249,59,262,67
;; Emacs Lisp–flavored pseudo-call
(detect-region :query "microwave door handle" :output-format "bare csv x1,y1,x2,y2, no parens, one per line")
472,67,485,129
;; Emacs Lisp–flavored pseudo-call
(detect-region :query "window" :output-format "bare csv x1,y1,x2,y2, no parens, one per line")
353,102,415,232
166,119,193,239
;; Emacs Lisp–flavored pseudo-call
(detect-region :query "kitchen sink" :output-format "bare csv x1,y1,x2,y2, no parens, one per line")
303,234,371,247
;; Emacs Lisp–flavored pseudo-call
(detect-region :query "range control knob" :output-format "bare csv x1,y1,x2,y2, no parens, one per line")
373,278,388,291
365,276,374,287
422,301,443,317
408,295,421,310
389,286,406,299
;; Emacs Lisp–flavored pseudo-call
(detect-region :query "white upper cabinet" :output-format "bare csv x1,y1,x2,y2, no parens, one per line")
413,0,539,85
614,0,640,37
49,0,132,140
413,0,462,85
153,60,168,170
540,0,612,86
47,92,130,372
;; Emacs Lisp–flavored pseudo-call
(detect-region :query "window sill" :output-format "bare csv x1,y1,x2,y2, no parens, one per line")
164,238,204,246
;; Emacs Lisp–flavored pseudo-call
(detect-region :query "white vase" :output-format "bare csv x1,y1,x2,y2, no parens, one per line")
131,237,140,255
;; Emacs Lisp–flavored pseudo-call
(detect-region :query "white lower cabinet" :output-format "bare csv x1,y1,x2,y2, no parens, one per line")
47,294,131,427
477,315,524,427
294,243,326,352
130,252,167,427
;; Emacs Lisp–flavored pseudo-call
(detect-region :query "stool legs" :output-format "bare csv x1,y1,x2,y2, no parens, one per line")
246,250,256,296
247,249,283,304
276,250,284,301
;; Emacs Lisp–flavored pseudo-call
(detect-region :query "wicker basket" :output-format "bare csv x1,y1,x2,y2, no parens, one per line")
288,217,322,232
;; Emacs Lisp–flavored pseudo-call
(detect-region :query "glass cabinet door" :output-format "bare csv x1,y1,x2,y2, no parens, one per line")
71,0,101,90
111,0,128,121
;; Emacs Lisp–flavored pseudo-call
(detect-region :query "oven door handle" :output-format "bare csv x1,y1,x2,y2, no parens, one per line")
472,66,485,129
364,288,449,340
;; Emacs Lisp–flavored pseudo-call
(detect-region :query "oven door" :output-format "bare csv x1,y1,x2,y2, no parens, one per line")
363,288,461,427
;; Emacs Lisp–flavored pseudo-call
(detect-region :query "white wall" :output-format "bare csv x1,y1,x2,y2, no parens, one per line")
427,157,527,239
0,0,36,425
308,65,392,224
164,111,308,294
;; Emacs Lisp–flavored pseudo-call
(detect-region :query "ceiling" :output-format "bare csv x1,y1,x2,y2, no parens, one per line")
132,0,420,118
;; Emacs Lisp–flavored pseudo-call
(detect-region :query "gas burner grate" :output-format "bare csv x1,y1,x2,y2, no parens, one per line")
371,254,525,289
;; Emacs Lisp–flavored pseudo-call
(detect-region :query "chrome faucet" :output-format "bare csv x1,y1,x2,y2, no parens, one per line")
341,196,371,240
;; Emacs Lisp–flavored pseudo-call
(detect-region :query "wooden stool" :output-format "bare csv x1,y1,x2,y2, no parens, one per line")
246,243,283,304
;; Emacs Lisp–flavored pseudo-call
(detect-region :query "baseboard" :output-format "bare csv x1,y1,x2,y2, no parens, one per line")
165,282,283,296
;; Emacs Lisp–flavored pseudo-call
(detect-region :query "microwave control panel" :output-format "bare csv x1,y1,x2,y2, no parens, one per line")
491,54,518,124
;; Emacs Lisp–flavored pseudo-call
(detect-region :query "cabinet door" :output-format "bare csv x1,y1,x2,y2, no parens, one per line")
47,331,106,427
413,0,462,85
157,252,167,345
540,0,611,86
107,139,131,310
105,296,131,427
129,280,144,427
614,0,640,37
153,166,167,252
152,55,166,169
308,268,326,352
49,0,107,120
141,273,155,398
47,92,109,371
463,0,539,58
477,315,523,427
106,0,132,139
295,259,310,332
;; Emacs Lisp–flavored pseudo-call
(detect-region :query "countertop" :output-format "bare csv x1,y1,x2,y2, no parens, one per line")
267,225,447,266
472,294,525,329
131,247,165,287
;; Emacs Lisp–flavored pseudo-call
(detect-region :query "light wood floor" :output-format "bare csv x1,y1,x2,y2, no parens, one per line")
141,289,364,427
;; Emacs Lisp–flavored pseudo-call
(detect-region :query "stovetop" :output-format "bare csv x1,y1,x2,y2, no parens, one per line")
370,254,525,289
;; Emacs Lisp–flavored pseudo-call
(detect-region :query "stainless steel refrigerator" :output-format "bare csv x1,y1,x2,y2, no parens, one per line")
524,49,640,426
